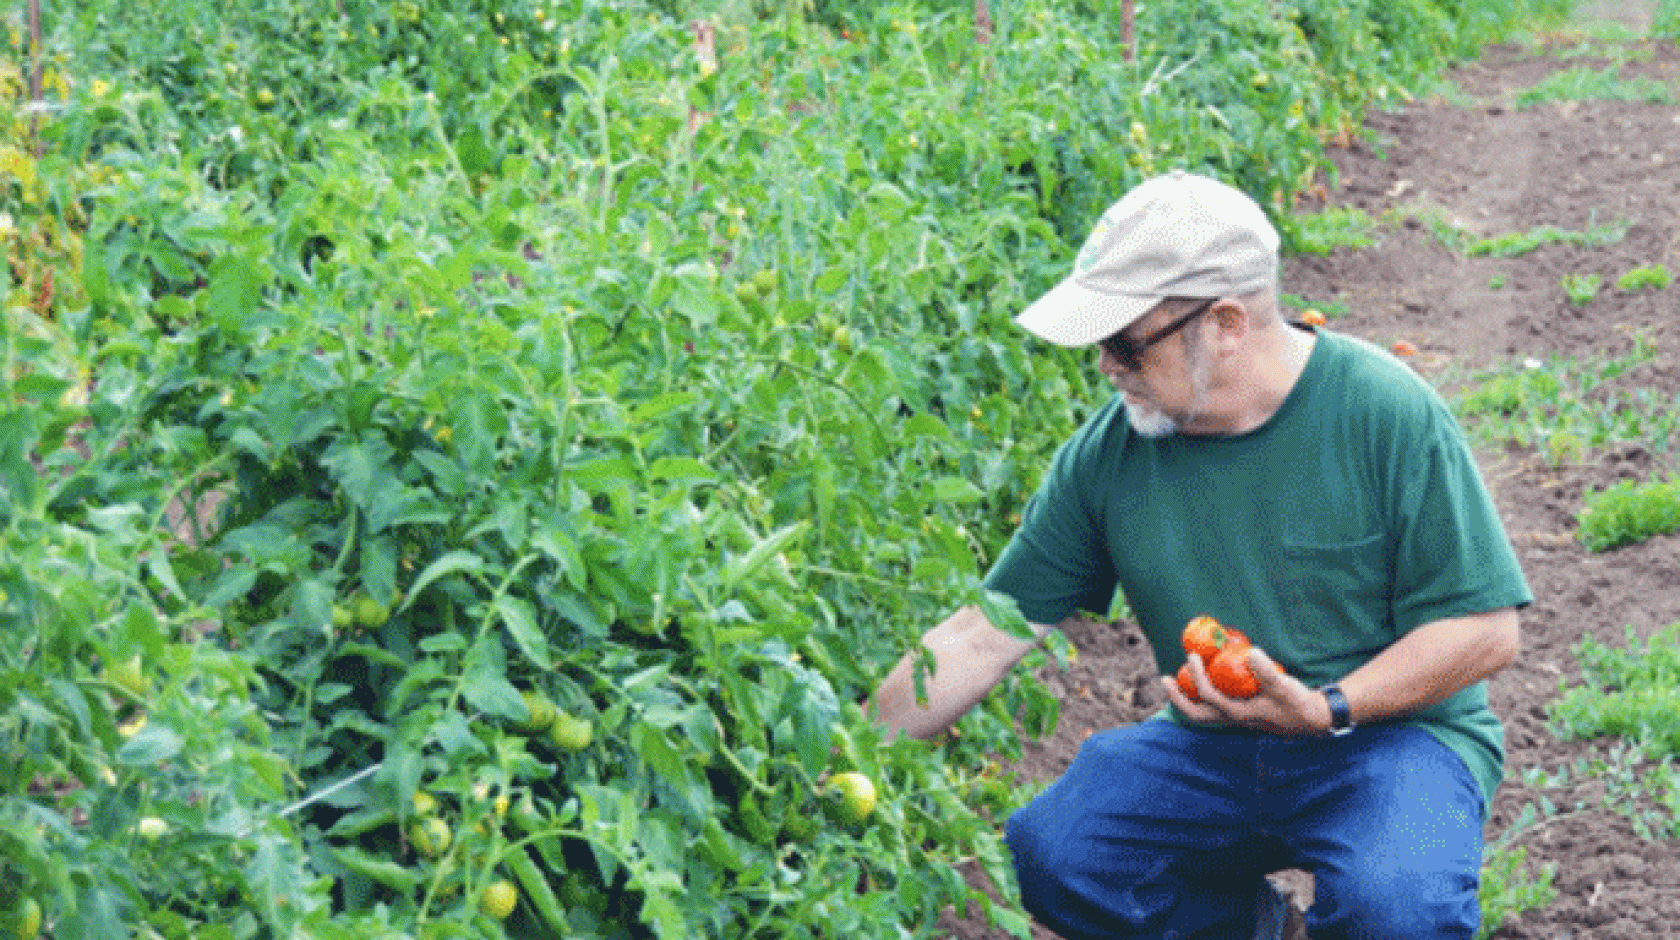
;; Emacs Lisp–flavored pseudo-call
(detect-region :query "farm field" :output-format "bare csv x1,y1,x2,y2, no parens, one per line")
942,8,1680,940
4,0,1678,938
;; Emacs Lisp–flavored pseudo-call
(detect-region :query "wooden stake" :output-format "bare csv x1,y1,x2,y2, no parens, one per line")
1121,0,1136,62
27,0,43,155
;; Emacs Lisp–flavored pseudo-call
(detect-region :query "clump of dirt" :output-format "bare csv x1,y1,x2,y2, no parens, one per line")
938,33,1680,940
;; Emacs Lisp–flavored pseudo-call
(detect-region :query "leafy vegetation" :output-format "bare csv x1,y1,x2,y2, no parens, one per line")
1466,220,1627,257
1659,0,1680,44
1617,263,1674,291
1451,342,1678,466
1561,271,1603,305
1475,845,1558,940
1413,213,1628,257
1513,64,1675,106
2,0,1576,936
1552,624,1680,753
1576,477,1680,551
1279,206,1379,255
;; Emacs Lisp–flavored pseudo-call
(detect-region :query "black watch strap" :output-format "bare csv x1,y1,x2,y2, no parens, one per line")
1322,685,1354,736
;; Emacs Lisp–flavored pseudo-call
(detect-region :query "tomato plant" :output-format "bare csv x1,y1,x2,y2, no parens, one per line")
5,0,1563,935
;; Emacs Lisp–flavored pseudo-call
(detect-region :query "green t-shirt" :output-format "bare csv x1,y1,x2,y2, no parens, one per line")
984,326,1533,807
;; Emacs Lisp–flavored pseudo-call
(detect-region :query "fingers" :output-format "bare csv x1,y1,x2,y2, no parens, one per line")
1161,655,1226,723
1245,646,1283,692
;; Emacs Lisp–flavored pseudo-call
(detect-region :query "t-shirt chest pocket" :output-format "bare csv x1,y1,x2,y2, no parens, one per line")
1277,528,1396,660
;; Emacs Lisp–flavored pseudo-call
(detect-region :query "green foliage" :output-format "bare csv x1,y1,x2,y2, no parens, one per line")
1551,624,1680,754
1475,846,1557,940
1658,0,1680,45
1561,272,1602,305
1279,206,1379,255
1451,343,1678,458
1513,65,1674,107
1455,368,1565,419
1617,264,1673,291
1279,293,1350,320
6,0,1578,935
1464,220,1627,258
1576,477,1680,552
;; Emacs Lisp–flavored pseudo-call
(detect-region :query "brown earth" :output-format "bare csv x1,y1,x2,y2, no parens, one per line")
939,24,1680,940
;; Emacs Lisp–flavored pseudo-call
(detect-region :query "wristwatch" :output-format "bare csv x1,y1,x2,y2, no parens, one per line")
1321,685,1355,737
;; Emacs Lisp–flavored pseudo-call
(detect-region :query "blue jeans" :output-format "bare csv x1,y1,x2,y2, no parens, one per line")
1005,721,1485,940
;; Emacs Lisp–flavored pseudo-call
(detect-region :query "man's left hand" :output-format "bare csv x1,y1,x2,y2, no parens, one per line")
1161,647,1331,735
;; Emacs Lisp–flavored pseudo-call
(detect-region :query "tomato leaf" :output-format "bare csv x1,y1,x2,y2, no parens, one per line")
462,636,526,721
331,846,420,893
494,595,551,669
400,550,486,612
116,724,185,765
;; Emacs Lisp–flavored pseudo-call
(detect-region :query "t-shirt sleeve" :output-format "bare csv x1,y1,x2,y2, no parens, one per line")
1388,398,1534,632
982,418,1119,626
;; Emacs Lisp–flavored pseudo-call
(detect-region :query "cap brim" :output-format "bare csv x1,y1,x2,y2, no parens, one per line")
1014,278,1156,347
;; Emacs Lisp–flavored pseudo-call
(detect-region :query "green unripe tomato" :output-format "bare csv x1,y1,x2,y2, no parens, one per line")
518,691,556,731
11,898,42,940
352,594,388,627
830,771,876,824
107,654,146,697
480,880,518,920
548,712,593,752
410,816,452,858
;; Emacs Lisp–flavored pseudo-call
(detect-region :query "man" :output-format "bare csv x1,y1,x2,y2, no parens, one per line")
870,170,1532,940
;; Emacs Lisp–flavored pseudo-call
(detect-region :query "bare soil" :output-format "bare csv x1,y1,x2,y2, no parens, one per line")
939,28,1680,940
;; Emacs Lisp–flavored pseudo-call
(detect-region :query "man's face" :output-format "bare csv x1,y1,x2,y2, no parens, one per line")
1097,300,1215,437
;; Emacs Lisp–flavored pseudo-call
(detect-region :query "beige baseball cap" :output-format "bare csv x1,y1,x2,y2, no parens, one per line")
1014,170,1279,347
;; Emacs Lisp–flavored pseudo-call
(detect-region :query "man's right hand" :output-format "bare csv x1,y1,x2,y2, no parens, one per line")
868,606,1052,740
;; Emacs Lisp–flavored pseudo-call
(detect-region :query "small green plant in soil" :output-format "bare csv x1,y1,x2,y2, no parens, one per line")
1562,272,1602,305
1617,264,1673,291
1466,221,1627,257
1279,294,1349,320
1514,65,1674,107
1657,0,1680,44
1476,845,1558,940
1575,477,1680,551
1281,207,1379,255
1451,343,1676,454
1456,368,1566,419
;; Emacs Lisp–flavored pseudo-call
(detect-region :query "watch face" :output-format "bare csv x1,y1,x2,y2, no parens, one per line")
1324,686,1353,732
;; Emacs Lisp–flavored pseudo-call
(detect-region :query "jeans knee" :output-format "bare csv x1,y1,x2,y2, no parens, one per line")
1317,872,1478,940
1004,804,1055,896
1004,801,1086,918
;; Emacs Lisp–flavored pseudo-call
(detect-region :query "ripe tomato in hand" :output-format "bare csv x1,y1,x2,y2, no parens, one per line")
1176,662,1200,702
1182,615,1246,661
1207,646,1261,699
1175,615,1265,701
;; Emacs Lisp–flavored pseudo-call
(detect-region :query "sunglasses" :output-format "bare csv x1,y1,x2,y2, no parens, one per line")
1098,297,1219,372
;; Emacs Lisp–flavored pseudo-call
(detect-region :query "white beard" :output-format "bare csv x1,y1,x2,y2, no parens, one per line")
1125,399,1180,437
1122,343,1211,438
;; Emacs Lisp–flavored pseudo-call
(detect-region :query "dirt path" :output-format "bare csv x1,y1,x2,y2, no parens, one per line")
940,15,1680,940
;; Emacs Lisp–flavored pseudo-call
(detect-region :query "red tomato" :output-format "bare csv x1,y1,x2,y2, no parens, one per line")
1176,662,1200,702
1181,615,1245,661
1208,646,1261,699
